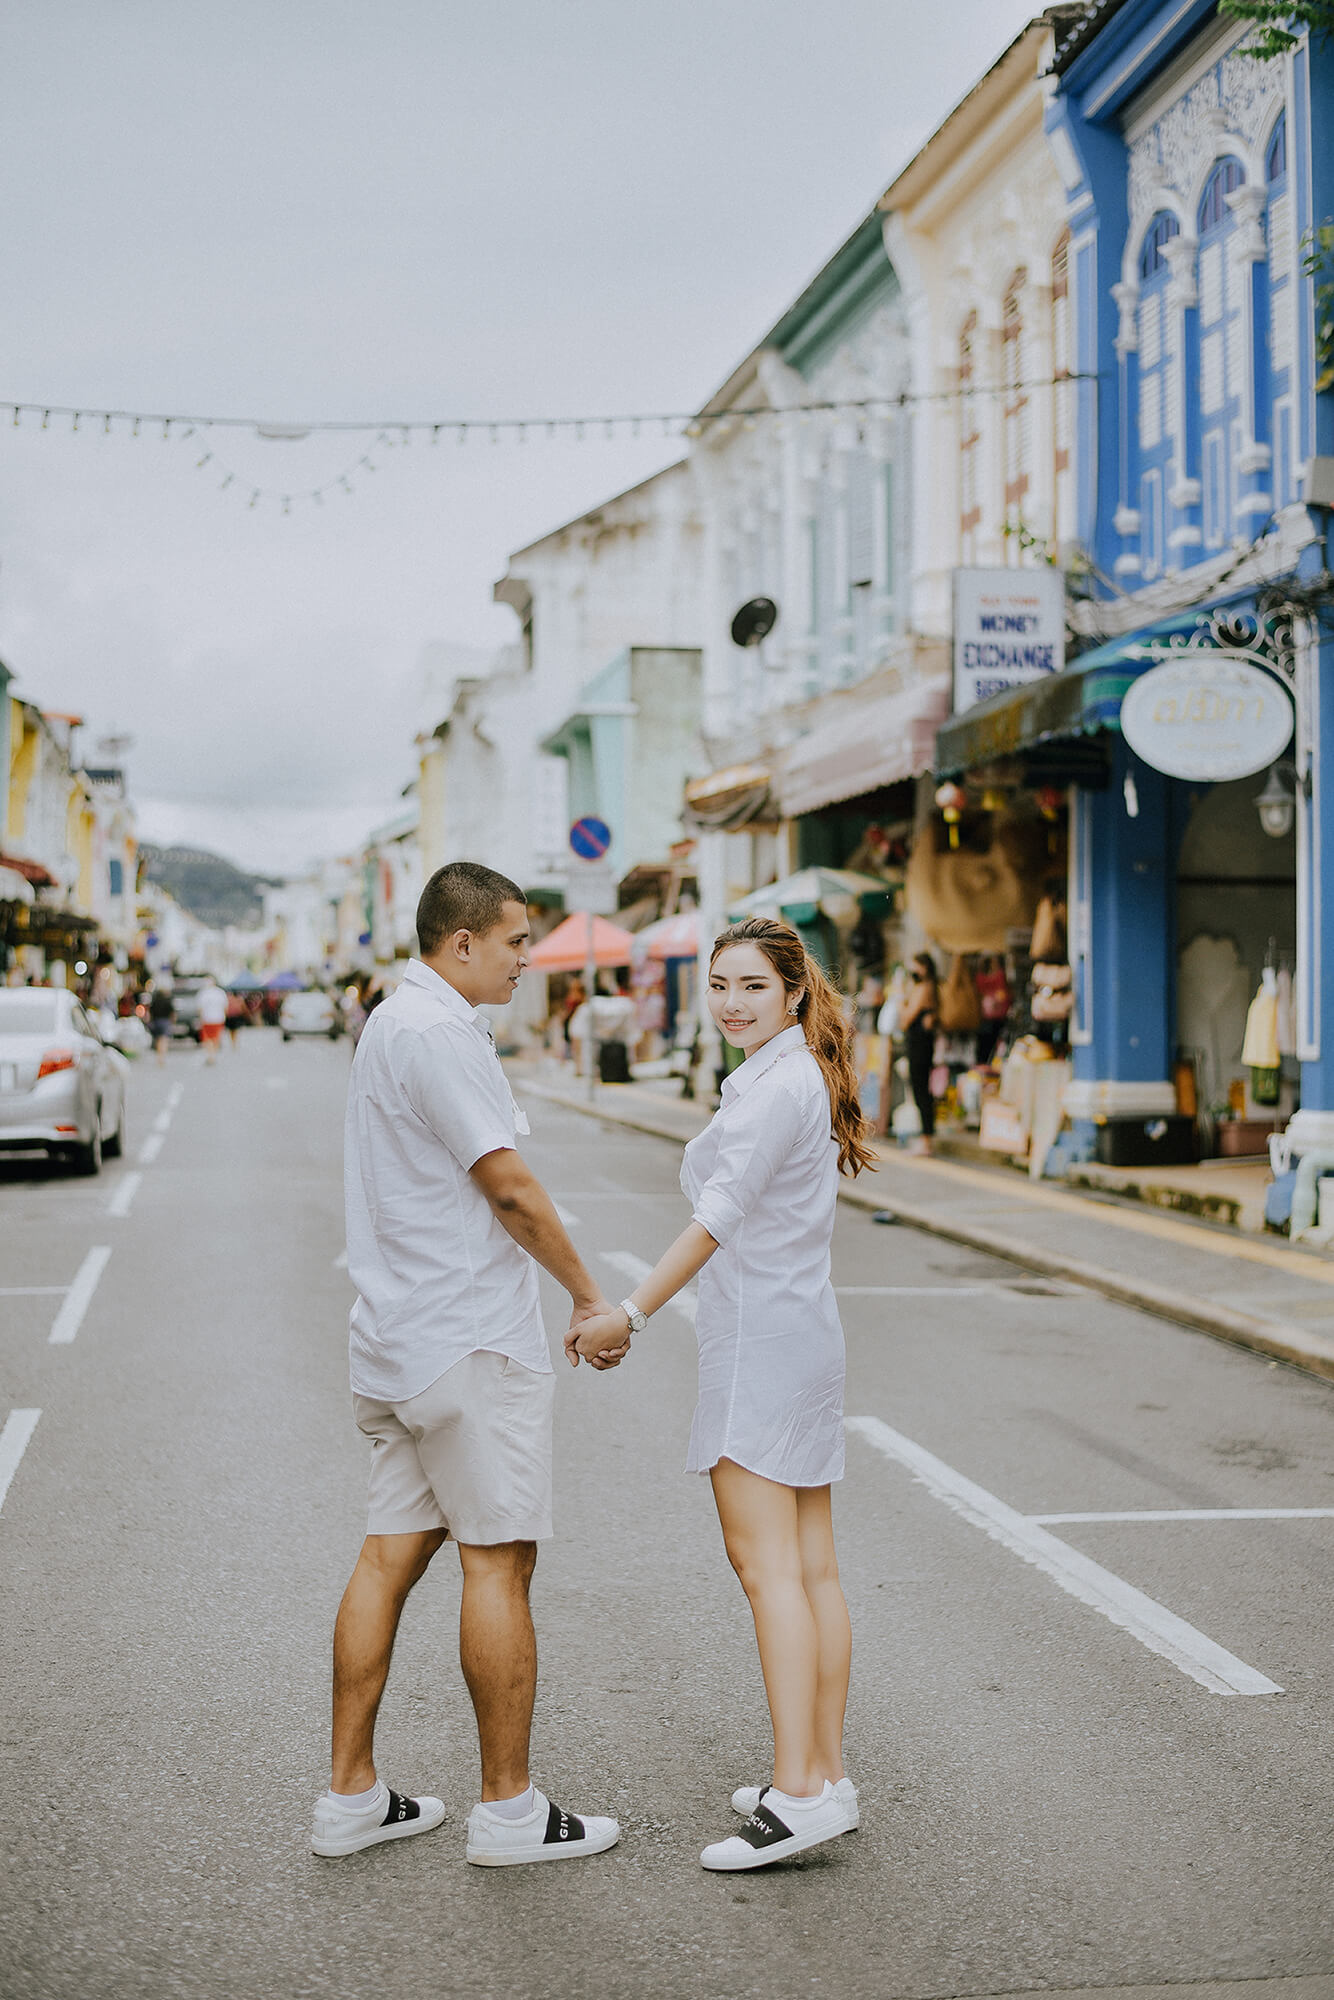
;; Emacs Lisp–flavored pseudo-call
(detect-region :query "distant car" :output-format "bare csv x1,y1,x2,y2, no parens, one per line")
280,989,341,1041
169,977,209,1041
0,988,128,1173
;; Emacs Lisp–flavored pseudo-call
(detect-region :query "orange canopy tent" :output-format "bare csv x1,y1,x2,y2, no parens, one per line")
527,912,635,973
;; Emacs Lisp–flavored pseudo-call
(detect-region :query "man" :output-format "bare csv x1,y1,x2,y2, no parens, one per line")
196,977,227,1064
312,861,627,1865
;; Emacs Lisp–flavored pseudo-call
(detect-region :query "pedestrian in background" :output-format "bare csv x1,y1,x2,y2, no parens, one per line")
571,915,873,1871
901,951,939,1155
147,979,174,1067
197,977,227,1064
313,860,623,1868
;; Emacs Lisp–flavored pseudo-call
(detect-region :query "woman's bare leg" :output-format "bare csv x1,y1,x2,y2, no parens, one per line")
710,1459,821,1797
795,1485,850,1782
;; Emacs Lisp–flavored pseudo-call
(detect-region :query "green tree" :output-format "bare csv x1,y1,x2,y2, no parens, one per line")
1220,2,1334,60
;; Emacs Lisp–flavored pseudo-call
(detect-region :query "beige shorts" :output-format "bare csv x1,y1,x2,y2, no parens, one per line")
354,1348,556,1545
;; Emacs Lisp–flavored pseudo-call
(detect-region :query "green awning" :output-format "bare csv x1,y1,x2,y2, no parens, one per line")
935,593,1288,777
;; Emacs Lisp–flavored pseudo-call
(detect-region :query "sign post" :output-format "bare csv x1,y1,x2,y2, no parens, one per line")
952,567,1065,715
568,817,613,1100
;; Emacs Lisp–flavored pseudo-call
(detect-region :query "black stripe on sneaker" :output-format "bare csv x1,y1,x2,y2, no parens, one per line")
737,1801,793,1850
382,1791,421,1826
543,1800,585,1845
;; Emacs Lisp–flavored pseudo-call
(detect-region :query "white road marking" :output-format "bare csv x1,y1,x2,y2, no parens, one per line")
48,1246,112,1346
166,1083,184,1109
138,1132,164,1165
600,1250,696,1327
1031,1508,1334,1524
333,1249,348,1270
847,1415,1283,1697
553,1203,581,1229
106,1172,143,1218
152,1109,173,1134
0,1409,41,1515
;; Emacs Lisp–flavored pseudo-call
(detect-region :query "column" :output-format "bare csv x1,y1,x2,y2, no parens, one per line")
1065,739,1178,1131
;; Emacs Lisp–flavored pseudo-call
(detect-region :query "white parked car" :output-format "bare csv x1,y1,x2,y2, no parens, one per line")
279,989,341,1041
0,988,129,1173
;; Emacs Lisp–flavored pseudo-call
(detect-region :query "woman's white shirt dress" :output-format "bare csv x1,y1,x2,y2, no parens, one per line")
681,1024,846,1487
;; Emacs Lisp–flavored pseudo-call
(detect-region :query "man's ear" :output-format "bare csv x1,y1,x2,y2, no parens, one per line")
450,928,473,960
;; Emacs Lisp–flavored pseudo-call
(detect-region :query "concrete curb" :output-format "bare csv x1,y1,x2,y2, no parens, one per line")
518,1079,1334,1386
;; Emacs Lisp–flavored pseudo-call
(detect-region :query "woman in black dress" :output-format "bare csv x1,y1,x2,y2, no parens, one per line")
901,951,939,1154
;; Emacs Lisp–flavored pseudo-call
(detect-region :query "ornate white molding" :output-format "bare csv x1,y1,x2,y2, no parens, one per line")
1163,234,1199,308
1226,184,1269,262
1114,504,1142,537
1112,279,1140,354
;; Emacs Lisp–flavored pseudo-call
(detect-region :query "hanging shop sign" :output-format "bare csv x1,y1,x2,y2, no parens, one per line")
952,568,1066,715
1119,653,1294,781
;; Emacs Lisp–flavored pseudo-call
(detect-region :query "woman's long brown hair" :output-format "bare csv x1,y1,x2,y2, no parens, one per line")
710,916,876,1177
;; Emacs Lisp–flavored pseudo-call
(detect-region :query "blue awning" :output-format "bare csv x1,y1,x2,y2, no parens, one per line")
935,592,1287,776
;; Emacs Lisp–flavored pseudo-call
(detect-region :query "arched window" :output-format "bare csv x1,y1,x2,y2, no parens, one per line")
1136,211,1179,579
1265,113,1294,509
1052,231,1073,545
1197,156,1246,550
1139,211,1180,281
1002,271,1030,559
959,311,980,562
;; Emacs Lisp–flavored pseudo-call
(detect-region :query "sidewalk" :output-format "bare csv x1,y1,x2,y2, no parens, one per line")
511,1061,1334,1385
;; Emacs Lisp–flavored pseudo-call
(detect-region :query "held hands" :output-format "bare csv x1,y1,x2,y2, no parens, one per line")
565,1299,632,1371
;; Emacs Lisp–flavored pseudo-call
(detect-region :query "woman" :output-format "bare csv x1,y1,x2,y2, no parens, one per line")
570,917,874,1871
900,951,939,1154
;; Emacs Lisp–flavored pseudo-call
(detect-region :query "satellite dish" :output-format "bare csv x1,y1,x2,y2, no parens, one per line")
730,597,779,648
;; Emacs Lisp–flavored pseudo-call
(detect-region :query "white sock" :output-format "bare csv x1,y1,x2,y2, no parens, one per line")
483,1785,535,1821
329,1780,385,1811
765,1784,826,1813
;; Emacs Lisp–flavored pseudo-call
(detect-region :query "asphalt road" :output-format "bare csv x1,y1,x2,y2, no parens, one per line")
1,1029,1332,2000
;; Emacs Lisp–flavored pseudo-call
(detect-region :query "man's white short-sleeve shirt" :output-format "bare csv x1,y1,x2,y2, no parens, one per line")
344,959,549,1400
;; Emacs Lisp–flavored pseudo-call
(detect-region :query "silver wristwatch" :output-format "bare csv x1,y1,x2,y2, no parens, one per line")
619,1298,649,1335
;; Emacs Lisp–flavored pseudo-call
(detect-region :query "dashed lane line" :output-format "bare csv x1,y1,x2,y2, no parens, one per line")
106,1172,142,1219
0,1410,40,1515
48,1247,112,1346
333,1249,348,1270
600,1249,696,1327
138,1133,164,1166
166,1083,184,1109
152,1109,173,1134
847,1414,1283,1698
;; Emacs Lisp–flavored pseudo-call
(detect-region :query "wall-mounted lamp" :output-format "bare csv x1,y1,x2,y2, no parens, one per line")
1255,762,1296,839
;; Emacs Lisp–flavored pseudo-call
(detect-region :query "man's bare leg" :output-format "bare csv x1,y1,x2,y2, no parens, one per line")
330,1528,447,1794
457,1540,538,1801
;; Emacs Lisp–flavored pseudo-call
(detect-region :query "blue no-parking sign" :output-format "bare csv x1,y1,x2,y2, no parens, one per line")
568,816,612,861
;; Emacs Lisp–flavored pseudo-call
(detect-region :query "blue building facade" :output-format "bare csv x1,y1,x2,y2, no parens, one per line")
1036,1,1334,1158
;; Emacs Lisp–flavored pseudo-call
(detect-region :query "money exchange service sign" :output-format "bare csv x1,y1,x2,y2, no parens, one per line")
953,567,1066,715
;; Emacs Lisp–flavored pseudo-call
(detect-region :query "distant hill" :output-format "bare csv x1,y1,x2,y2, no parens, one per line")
139,844,278,930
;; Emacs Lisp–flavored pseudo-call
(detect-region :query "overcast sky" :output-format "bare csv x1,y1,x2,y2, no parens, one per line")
0,0,1038,874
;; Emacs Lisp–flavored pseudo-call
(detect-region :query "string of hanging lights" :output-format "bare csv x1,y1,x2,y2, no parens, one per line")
0,373,1099,514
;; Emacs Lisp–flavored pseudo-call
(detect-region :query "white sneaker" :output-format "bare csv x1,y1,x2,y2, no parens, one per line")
465,1787,620,1867
701,1780,852,1871
311,1780,446,1857
731,1775,859,1828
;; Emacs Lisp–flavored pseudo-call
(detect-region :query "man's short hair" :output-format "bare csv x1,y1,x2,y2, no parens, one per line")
416,861,526,957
